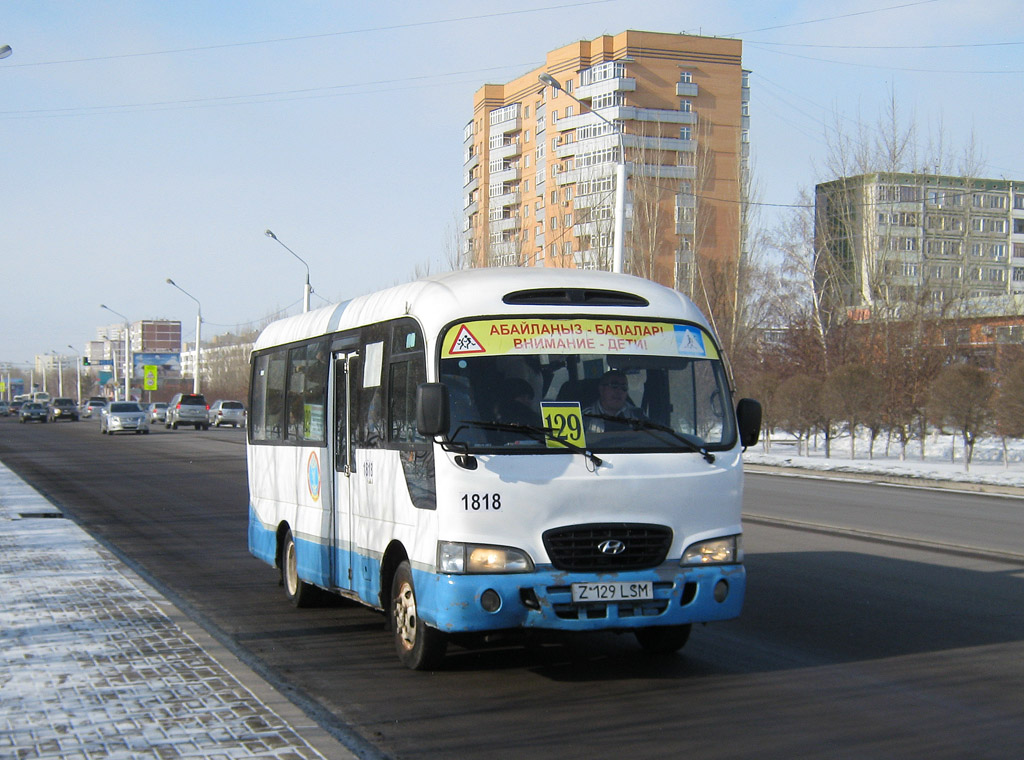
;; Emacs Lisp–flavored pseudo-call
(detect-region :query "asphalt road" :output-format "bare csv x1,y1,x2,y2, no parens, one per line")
2,416,1022,759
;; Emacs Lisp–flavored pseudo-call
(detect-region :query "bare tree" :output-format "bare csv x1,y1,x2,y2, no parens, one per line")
774,373,823,456
994,360,1024,468
927,363,993,471
820,362,883,459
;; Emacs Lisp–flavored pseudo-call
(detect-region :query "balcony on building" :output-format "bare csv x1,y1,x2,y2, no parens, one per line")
489,135,522,160
577,60,636,99
574,192,630,210
572,105,696,128
488,189,521,209
488,103,522,136
576,75,637,102
675,82,698,97
633,163,696,181
489,216,522,234
489,165,521,184
489,240,521,257
464,146,480,171
464,120,475,143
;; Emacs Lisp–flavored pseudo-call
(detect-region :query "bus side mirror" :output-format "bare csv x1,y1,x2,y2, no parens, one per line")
736,398,762,448
416,383,450,438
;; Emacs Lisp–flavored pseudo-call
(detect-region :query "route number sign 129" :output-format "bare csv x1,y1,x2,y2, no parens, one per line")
540,402,586,449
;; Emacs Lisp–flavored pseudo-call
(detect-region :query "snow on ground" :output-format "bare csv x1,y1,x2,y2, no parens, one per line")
746,429,1024,490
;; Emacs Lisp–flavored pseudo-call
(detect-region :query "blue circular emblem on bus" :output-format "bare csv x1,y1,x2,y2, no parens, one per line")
307,452,321,501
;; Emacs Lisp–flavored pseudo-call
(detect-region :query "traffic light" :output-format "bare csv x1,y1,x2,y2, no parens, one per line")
82,357,90,366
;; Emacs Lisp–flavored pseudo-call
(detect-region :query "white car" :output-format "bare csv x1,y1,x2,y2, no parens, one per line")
81,399,107,418
100,402,150,435
208,400,246,428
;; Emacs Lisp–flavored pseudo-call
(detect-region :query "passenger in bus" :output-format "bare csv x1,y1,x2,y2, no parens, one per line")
583,370,644,432
495,377,541,427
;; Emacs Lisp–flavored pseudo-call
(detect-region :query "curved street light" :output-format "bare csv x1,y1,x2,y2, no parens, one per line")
0,45,12,60
265,229,312,313
538,72,627,274
166,278,203,393
100,304,132,400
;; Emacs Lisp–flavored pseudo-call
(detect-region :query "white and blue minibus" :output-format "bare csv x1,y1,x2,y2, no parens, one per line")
247,268,760,669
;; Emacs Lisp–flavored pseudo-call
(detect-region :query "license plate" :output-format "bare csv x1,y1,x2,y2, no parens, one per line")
571,581,653,603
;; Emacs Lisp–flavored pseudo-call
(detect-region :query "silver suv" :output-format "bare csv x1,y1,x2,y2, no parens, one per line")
166,393,209,430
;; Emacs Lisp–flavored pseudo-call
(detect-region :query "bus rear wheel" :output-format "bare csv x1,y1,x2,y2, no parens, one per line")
282,528,316,608
634,624,692,654
390,561,447,670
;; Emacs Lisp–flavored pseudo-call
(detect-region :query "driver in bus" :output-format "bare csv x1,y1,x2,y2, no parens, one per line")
583,369,644,432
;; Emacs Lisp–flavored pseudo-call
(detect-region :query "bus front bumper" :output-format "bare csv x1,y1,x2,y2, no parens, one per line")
417,562,745,634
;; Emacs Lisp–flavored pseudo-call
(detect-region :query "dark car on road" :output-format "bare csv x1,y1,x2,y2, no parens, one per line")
47,397,80,422
20,402,47,423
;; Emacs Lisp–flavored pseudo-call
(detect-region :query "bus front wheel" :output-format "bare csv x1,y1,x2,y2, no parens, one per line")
634,624,692,654
282,528,316,608
390,561,447,670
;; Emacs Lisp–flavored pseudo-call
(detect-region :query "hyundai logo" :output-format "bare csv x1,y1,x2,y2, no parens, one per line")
598,539,626,555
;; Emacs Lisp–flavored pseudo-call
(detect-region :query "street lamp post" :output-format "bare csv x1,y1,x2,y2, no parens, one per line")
0,45,12,60
264,229,312,313
166,279,203,393
67,345,82,405
51,352,64,397
538,72,627,274
100,304,132,400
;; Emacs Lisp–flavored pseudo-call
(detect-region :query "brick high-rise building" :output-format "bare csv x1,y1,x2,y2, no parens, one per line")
463,30,749,305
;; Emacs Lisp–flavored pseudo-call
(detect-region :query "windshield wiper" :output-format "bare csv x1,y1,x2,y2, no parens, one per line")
457,420,603,468
583,414,716,464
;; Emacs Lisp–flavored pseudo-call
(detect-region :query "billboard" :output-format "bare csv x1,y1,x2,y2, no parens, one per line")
133,353,181,379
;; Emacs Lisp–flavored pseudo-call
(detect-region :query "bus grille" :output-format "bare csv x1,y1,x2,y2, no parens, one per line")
542,523,672,571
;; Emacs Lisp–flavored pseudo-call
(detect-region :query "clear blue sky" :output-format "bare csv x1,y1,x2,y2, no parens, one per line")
1,0,1020,364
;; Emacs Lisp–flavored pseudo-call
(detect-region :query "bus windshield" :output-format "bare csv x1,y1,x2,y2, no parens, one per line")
438,317,735,454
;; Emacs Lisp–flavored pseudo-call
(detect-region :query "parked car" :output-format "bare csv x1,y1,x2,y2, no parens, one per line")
47,397,79,422
209,400,246,428
166,393,209,430
100,401,150,435
82,399,107,418
19,402,47,423
0,400,9,416
147,402,168,423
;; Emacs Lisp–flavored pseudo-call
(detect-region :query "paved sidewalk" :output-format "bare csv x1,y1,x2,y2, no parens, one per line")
0,461,356,760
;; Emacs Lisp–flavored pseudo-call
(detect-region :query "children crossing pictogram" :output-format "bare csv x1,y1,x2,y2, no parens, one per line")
448,324,486,354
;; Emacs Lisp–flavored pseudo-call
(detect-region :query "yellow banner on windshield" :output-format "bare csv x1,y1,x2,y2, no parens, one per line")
442,319,718,359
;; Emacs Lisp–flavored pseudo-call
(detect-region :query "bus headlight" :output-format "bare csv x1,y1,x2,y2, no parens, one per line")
438,541,535,574
682,536,741,565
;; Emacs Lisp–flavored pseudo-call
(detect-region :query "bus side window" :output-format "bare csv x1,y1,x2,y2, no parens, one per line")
388,357,426,444
264,351,287,440
250,354,269,440
355,334,386,448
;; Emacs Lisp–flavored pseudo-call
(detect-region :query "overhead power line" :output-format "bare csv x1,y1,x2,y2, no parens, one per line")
746,40,1024,51
724,0,943,36
2,0,622,68
747,44,1024,75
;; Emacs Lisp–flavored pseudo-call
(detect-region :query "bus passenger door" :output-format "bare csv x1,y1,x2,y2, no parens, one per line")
332,351,358,591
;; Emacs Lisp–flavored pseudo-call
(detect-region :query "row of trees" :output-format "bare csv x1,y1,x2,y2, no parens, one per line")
744,353,1024,471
